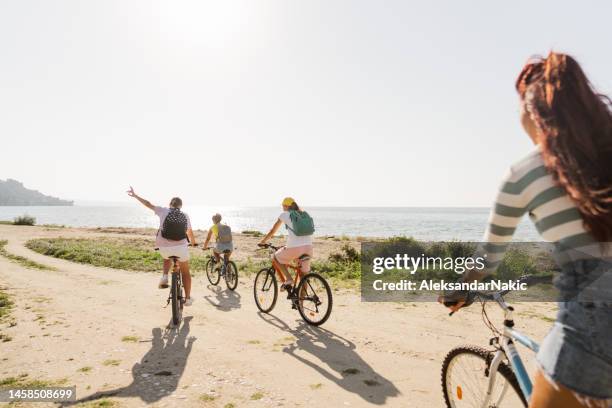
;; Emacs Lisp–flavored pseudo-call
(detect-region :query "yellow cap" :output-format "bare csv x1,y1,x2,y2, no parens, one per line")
282,197,295,206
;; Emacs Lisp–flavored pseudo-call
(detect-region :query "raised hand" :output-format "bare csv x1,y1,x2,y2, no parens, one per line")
127,186,136,197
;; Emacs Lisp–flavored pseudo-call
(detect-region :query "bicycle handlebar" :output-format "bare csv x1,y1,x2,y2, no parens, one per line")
446,274,553,316
258,243,282,251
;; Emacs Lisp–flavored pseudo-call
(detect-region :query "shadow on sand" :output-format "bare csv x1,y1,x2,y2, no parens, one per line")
203,284,241,311
63,316,195,406
258,313,400,405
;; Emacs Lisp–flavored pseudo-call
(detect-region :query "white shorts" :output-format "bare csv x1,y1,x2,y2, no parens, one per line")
158,245,190,262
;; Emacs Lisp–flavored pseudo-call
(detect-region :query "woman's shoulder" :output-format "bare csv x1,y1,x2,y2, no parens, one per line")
507,145,546,180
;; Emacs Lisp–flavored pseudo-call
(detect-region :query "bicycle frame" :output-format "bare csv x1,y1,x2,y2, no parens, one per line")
483,293,540,407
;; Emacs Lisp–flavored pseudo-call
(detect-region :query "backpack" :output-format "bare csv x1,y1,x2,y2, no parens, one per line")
286,210,315,236
161,208,188,241
216,224,232,244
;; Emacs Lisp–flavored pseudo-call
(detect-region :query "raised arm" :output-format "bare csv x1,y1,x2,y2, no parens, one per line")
259,219,283,245
126,186,155,211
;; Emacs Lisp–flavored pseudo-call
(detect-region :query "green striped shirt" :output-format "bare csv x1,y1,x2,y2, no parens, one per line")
478,146,607,273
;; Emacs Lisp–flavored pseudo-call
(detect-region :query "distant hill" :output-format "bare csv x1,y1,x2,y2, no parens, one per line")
0,179,73,206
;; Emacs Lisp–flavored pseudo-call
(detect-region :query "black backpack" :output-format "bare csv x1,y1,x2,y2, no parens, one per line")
161,208,188,241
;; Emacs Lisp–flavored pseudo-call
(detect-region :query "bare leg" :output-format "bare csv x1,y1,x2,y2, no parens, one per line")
179,261,192,299
163,259,171,274
272,256,291,284
529,370,603,408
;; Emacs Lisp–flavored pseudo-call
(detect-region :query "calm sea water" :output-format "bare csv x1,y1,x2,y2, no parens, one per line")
0,205,540,241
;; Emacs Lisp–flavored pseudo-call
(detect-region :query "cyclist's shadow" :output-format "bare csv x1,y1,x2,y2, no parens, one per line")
62,316,195,406
203,284,241,311
258,313,400,405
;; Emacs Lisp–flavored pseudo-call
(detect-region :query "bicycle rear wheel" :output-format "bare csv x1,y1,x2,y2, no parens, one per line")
206,258,220,285
441,345,526,408
253,268,278,313
296,273,333,326
224,261,238,291
171,272,183,326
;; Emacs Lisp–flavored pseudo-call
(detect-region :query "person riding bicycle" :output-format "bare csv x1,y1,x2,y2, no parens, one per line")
127,187,196,306
441,53,612,407
202,213,233,270
259,197,314,294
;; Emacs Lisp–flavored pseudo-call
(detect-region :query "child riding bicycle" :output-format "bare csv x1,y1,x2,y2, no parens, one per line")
202,213,233,270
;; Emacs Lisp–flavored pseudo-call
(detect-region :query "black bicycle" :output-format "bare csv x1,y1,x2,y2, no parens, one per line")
204,247,238,291
254,243,332,326
167,255,184,326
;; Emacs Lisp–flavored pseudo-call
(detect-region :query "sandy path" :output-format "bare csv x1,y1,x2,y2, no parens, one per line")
0,226,557,407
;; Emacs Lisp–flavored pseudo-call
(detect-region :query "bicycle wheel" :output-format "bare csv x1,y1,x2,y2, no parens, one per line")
206,257,220,285
441,345,527,408
171,272,183,326
224,261,238,291
253,267,278,313
296,273,333,326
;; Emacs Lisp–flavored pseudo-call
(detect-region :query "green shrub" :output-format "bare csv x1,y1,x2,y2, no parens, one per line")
13,215,36,226
242,230,264,237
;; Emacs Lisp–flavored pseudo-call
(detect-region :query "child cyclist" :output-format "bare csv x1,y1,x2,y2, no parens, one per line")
259,197,315,294
203,213,233,269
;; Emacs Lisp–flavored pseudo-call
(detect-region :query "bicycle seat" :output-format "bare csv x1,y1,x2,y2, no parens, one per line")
169,256,179,260
222,249,232,254
298,254,311,261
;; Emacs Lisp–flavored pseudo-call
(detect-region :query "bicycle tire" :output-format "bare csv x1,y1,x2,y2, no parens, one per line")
253,267,278,313
296,273,333,326
171,272,182,326
206,257,221,286
225,261,239,291
441,345,527,408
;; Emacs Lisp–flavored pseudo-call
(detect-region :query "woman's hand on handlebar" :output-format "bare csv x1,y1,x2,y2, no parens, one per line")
438,290,469,315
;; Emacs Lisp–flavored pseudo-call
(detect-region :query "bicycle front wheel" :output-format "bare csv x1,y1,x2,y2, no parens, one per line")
225,261,238,291
206,258,220,286
441,345,526,408
253,268,277,313
296,273,333,326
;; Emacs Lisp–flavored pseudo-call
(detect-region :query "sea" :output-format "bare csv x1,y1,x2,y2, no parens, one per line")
0,205,541,241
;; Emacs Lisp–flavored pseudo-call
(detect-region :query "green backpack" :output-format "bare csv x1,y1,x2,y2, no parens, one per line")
287,210,315,236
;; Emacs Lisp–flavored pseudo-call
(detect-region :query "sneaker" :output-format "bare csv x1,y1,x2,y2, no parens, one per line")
184,298,194,307
158,274,169,289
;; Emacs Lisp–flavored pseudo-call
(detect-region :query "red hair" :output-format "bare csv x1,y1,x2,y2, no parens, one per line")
515,52,612,241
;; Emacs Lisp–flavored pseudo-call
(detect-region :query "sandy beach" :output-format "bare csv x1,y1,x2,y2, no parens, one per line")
0,225,557,407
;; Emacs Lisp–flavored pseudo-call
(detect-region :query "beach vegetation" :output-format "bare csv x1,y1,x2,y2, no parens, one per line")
13,214,36,226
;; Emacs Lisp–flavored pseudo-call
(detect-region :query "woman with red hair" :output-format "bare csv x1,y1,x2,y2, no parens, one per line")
445,53,612,407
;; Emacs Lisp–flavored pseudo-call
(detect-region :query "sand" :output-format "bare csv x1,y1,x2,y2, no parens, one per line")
0,225,556,407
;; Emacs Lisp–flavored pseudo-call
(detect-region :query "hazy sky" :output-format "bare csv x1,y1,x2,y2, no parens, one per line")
2,1,611,207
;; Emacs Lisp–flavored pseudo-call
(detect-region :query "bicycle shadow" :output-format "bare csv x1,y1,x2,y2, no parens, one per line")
62,316,196,406
203,284,241,311
258,313,400,405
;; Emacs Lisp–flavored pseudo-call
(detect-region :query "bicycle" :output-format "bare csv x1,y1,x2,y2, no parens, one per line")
204,247,238,291
253,243,333,326
441,274,553,407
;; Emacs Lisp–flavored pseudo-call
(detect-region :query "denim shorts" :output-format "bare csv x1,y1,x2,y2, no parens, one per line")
537,267,612,399
214,242,234,253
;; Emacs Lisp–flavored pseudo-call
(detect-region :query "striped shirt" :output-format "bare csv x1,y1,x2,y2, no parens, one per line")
479,145,609,274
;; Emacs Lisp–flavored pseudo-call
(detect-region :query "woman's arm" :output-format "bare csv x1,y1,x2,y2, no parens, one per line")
187,228,197,247
259,219,283,245
127,186,155,211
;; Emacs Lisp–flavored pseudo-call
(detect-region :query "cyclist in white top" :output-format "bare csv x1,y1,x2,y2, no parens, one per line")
127,187,196,306
259,197,314,292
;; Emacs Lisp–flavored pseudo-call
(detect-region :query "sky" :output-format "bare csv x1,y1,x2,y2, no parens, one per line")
1,1,611,207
